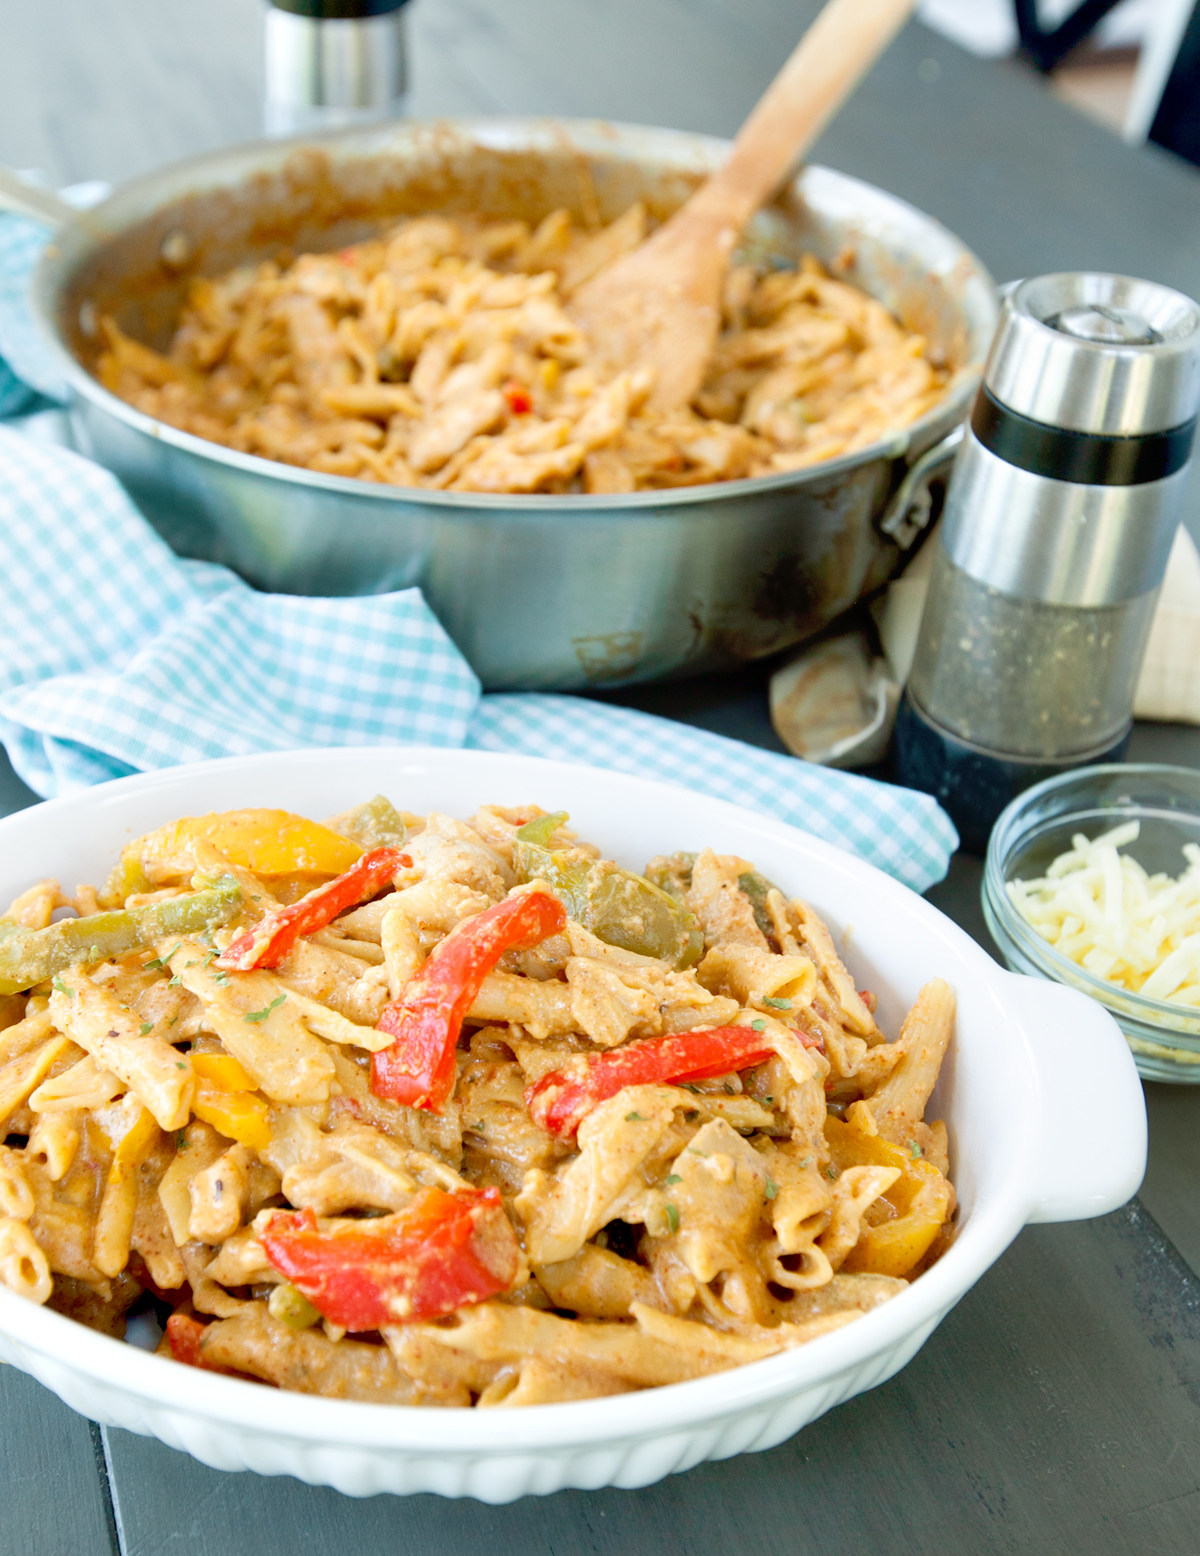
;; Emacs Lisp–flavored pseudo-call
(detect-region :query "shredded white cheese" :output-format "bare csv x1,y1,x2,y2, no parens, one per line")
1008,821,1200,1008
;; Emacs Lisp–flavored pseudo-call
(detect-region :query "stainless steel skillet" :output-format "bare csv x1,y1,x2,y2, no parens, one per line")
19,119,998,691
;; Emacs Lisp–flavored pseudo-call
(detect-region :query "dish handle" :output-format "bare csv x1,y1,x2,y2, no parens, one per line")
1004,971,1147,1225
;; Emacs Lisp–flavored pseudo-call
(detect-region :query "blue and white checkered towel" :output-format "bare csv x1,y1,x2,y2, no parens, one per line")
0,207,957,892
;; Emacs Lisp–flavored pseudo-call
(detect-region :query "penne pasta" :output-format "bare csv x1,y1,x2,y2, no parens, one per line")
48,979,194,1130
0,796,955,1407
95,216,947,495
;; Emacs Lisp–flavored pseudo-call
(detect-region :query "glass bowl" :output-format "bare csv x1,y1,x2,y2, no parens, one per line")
983,763,1200,1083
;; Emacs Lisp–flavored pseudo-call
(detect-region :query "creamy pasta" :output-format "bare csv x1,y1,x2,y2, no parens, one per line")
0,798,956,1406
94,207,949,495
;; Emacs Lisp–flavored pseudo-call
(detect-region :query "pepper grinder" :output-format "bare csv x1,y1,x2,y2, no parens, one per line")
264,0,410,139
894,272,1200,850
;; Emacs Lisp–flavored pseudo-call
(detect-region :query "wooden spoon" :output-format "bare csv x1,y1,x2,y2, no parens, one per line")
568,0,918,415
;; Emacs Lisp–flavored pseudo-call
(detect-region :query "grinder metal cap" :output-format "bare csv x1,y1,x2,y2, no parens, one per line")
945,273,1200,605
980,274,1200,455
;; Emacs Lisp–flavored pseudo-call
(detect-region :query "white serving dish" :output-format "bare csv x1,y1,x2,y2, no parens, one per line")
0,747,1146,1502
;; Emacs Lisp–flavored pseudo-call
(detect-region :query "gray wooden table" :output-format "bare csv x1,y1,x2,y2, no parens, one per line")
5,2,1200,1551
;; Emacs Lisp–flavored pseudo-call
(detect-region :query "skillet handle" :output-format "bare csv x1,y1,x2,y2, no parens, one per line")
0,167,74,227
878,423,964,549
1002,970,1147,1225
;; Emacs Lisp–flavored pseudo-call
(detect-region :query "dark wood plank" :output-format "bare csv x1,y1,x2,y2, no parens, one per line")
1143,1084,1200,1279
0,1365,118,1556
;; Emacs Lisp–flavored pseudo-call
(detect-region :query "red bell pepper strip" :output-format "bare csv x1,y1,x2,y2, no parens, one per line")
165,1311,235,1374
216,846,411,971
502,379,533,415
259,1187,520,1329
527,1025,796,1139
370,889,566,1112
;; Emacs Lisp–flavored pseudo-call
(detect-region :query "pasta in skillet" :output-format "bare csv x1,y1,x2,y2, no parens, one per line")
94,207,949,494
0,798,956,1406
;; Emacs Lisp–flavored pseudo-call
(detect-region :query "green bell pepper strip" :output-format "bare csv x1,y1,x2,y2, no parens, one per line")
645,851,782,942
515,811,569,848
330,794,409,851
512,818,703,970
736,869,784,941
643,851,696,904
0,875,243,994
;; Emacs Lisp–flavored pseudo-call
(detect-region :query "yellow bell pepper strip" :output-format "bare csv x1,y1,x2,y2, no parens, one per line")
259,1187,521,1329
189,1053,258,1092
190,1053,271,1150
527,1025,792,1139
825,1115,953,1278
371,890,567,1112
216,847,411,972
0,875,242,996
512,817,703,970
191,1085,272,1152
110,809,363,896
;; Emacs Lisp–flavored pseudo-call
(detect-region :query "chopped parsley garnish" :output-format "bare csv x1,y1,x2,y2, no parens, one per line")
87,945,101,964
664,1203,680,1235
625,1111,644,1123
762,996,792,1010
825,1166,838,1181
723,1081,736,1094
168,975,181,988
176,1062,187,1071
681,1083,703,1094
687,1147,708,1158
664,1173,682,1186
244,994,286,1024
176,1132,188,1151
750,1018,766,1031
764,1176,780,1200
909,1140,923,1159
139,1021,154,1036
143,957,164,971
213,971,230,985
51,976,71,997
764,1095,775,1105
